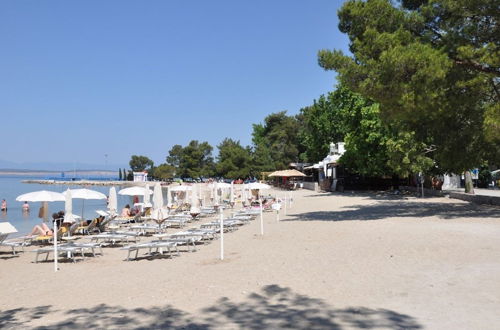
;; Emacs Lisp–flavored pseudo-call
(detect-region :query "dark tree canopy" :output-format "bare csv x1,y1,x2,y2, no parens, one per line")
318,0,500,172
251,111,302,171
129,155,154,172
216,138,252,179
166,141,214,179
151,163,176,180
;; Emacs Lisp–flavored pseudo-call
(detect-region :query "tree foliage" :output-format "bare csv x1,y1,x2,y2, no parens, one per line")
166,141,214,179
300,85,433,177
216,138,252,179
251,111,302,171
129,155,154,172
318,0,500,172
151,163,176,180
299,87,352,162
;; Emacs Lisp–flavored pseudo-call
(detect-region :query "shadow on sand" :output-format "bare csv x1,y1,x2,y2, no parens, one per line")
287,195,500,222
1,285,421,329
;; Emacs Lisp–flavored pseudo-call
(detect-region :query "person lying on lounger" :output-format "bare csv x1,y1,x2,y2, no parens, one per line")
30,222,53,236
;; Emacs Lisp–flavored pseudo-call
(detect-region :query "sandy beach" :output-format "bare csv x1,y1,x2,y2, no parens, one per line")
1,188,500,329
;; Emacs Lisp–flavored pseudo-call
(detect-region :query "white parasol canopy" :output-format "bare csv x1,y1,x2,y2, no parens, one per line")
245,182,271,190
118,186,153,196
144,184,152,207
16,190,65,202
190,184,200,213
153,182,163,210
63,188,106,200
166,186,172,207
16,190,65,273
169,185,192,192
63,189,76,223
0,222,18,234
108,187,117,216
63,188,107,219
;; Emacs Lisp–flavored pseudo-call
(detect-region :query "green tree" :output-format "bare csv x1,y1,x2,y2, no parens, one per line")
129,155,154,172
118,168,122,180
216,138,252,179
251,111,302,170
299,87,356,162
166,145,183,168
318,0,500,189
151,163,176,181
167,141,214,178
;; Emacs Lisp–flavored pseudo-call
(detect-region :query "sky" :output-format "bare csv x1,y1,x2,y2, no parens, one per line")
0,0,349,170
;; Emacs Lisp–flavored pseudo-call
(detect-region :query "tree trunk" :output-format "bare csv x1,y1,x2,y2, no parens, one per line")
464,170,475,194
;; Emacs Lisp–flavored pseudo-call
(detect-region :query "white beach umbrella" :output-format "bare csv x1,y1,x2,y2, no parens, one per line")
144,184,152,208
108,187,117,216
63,188,107,200
168,185,192,192
118,186,153,196
166,186,172,208
63,188,107,219
153,182,163,210
16,190,65,203
63,189,76,224
16,190,65,273
0,222,18,234
190,184,200,213
245,182,271,190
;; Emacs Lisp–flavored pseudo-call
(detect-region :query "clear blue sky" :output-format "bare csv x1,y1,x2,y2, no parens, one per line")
0,0,349,168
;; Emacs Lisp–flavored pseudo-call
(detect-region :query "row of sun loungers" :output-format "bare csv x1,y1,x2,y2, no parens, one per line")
2,204,259,263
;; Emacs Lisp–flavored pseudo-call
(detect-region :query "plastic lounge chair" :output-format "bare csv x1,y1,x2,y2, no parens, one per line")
0,233,26,255
32,226,67,245
75,218,101,235
62,242,103,257
32,245,84,263
151,237,198,252
91,232,139,245
121,241,178,261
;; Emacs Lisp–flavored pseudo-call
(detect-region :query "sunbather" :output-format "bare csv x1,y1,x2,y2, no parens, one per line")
121,204,131,217
30,223,53,236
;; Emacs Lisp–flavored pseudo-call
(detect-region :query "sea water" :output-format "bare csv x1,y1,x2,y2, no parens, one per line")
0,177,134,237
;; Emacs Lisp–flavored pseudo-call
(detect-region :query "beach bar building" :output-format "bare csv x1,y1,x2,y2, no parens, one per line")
133,171,148,182
304,142,346,192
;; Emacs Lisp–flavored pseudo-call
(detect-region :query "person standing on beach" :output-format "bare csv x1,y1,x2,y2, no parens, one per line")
1,199,7,212
22,201,30,212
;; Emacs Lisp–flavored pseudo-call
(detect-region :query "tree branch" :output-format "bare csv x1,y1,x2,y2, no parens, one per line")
453,59,500,75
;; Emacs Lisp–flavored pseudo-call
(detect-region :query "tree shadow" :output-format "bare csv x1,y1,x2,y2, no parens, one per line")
1,285,421,329
284,200,500,222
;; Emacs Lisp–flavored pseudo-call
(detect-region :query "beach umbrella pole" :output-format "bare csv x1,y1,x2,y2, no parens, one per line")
54,220,58,272
259,198,264,235
284,195,287,216
220,207,224,260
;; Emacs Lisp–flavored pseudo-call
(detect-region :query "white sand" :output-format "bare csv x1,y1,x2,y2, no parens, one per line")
1,189,499,329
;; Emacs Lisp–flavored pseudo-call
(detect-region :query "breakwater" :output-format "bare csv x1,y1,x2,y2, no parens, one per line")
21,180,152,187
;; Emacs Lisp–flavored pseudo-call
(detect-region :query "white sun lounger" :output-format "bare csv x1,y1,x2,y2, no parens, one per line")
90,233,138,245
32,245,85,263
121,241,178,261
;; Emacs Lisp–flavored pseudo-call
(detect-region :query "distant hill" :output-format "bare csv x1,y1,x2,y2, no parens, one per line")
0,169,118,177
0,159,125,172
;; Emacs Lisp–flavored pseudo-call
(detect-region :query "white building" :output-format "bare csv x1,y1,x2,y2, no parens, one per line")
133,171,148,182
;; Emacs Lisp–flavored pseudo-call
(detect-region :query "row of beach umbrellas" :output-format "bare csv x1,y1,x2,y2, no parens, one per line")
15,182,271,221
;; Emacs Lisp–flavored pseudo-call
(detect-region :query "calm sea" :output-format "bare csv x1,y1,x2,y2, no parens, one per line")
0,177,134,237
